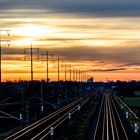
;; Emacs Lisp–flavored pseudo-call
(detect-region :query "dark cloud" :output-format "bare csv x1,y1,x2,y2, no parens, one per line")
3,46,140,65
0,0,140,17
2,47,24,55
118,62,140,67
134,68,140,70
48,46,140,64
83,68,126,72
53,4,140,17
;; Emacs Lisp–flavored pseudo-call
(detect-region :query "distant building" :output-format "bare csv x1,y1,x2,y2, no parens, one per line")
45,78,51,83
87,77,94,83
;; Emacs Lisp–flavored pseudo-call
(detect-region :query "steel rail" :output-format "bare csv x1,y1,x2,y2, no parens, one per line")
108,94,120,140
39,97,90,140
93,94,104,140
107,94,115,140
102,94,106,140
110,95,129,140
5,91,96,140
31,105,78,140
31,98,89,140
5,97,83,140
105,94,109,140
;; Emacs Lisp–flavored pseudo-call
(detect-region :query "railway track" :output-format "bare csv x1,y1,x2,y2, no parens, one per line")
93,93,129,140
4,91,96,140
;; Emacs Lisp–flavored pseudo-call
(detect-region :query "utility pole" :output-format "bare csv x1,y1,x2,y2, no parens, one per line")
41,50,53,114
79,69,82,97
81,71,83,82
57,56,60,108
69,65,71,81
0,30,10,84
76,69,78,82
73,67,75,82
42,50,53,82
65,60,67,82
78,69,81,82
24,44,39,95
52,56,61,82
64,60,67,99
24,44,39,82
60,59,67,99
46,50,53,82
40,81,44,114
31,44,33,82
58,56,60,82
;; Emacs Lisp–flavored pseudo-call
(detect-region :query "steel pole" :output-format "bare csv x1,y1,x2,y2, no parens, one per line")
31,44,33,82
0,31,1,84
58,56,60,82
69,65,71,81
47,50,49,82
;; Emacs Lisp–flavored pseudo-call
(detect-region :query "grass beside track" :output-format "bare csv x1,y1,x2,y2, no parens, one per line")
69,94,101,140
114,95,140,134
123,97,140,107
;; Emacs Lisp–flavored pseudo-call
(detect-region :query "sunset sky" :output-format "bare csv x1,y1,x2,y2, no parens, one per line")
0,0,140,82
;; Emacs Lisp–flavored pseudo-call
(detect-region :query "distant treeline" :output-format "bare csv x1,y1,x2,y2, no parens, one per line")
115,81,140,97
